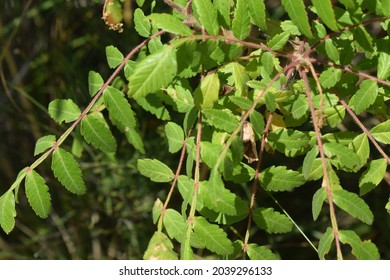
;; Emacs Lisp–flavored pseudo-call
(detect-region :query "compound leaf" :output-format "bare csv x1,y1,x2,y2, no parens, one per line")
52,147,86,195
0,191,16,234
333,189,374,225
253,207,293,233
25,170,51,218
128,45,177,99
48,99,81,124
137,159,174,182
81,113,117,154
193,216,234,255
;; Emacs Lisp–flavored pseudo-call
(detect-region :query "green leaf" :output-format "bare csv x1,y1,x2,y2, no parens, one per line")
34,135,56,156
267,128,311,157
0,191,16,234
232,62,249,95
52,147,86,195
125,128,145,154
348,133,369,168
247,0,267,30
105,45,123,68
281,0,313,38
165,122,184,153
214,0,231,27
259,165,305,192
325,39,340,63
177,175,204,211
359,159,387,196
333,189,374,225
88,71,104,97
163,209,205,248
229,96,252,110
383,0,390,16
134,8,151,37
200,141,223,168
339,230,380,260
353,26,373,55
250,110,265,139
290,94,309,119
378,51,390,80
203,109,239,133
312,187,327,221
166,85,194,113
128,45,177,99
264,91,277,112
193,216,234,255
148,13,193,36
311,0,339,31
104,86,136,131
143,231,178,260
318,227,334,260
81,113,117,153
281,20,301,35
323,142,361,171
253,207,293,233
137,159,174,182
324,105,345,128
268,32,290,51
303,145,319,180
232,0,250,40
349,80,378,114
194,73,220,109
136,94,171,120
152,198,162,224
319,67,342,89
247,244,279,260
370,119,390,144
48,99,81,124
25,170,51,218
193,0,219,35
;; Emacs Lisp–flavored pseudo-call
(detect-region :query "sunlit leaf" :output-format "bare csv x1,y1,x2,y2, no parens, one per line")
323,142,361,171
319,67,342,89
359,159,387,196
0,191,16,234
318,227,334,260
370,119,390,144
312,187,327,221
303,145,319,180
88,71,104,97
193,0,219,35
194,73,220,109
253,207,293,233
378,51,390,80
232,0,250,40
34,135,56,156
165,122,184,153
349,80,378,114
52,147,86,195
134,8,151,37
143,231,178,260
312,0,339,31
247,0,267,30
281,0,313,38
203,109,239,133
247,244,279,260
106,45,123,68
268,32,290,51
259,165,305,191
339,230,380,260
25,170,51,218
148,13,192,36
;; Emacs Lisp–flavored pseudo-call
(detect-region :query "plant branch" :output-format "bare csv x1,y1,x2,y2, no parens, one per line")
300,68,343,260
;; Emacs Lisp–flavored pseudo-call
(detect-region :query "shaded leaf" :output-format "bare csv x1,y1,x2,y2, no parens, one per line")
193,216,234,255
318,227,334,260
339,230,380,260
194,73,220,109
0,191,16,234
48,99,81,124
319,67,342,89
25,170,51,218
136,94,171,120
349,80,378,114
81,113,117,153
303,145,319,180
325,39,340,63
333,189,374,225
253,207,293,233
125,128,145,154
137,159,174,182
52,147,86,195
247,244,279,260
128,45,177,99
312,187,327,221
323,142,361,171
34,135,56,156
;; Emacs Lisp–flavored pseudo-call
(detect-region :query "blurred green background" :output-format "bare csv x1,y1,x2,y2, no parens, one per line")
1,0,389,259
